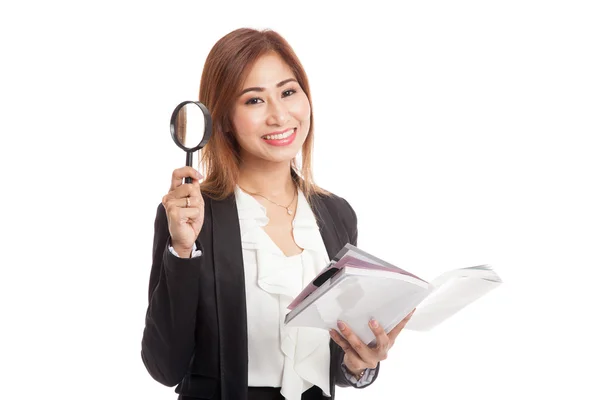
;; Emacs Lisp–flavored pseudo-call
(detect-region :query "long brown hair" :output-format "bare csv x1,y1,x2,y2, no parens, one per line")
197,28,330,204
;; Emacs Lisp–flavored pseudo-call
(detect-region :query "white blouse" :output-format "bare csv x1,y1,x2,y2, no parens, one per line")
234,185,332,400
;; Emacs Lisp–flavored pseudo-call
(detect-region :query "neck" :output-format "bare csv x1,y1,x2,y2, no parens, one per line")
237,158,296,199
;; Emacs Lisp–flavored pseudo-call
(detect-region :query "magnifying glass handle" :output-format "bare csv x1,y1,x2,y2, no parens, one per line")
185,152,193,184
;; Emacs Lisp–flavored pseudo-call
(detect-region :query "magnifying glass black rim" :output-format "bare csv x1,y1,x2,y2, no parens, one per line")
170,100,212,153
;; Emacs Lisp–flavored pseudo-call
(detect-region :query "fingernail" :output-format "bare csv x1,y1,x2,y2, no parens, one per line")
329,329,336,336
337,321,346,331
369,319,379,328
196,171,203,179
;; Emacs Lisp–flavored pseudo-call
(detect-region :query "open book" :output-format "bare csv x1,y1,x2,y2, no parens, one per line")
283,244,502,345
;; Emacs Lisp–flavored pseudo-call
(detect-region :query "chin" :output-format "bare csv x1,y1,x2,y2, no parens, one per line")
262,140,306,162
264,149,301,164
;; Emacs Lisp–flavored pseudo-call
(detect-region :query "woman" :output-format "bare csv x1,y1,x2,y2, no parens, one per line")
141,28,414,400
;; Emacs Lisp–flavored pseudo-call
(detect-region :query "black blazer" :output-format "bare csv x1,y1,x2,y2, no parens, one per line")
141,190,380,399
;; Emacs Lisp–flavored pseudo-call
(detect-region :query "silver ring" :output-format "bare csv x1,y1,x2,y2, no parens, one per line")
186,197,191,208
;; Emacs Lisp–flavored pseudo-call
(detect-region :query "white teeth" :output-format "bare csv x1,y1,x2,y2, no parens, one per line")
263,129,294,140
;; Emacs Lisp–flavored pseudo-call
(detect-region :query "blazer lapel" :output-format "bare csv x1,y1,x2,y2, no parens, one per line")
210,194,248,400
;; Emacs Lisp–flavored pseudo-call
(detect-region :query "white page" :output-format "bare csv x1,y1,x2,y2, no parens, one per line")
286,268,430,344
405,273,501,331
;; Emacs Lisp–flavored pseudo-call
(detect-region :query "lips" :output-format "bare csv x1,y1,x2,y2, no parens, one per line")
261,128,296,140
261,128,297,146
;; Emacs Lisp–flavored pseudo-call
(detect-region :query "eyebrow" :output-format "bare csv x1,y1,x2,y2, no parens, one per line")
238,78,298,96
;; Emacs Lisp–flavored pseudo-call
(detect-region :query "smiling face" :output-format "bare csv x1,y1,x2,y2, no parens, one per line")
230,52,311,165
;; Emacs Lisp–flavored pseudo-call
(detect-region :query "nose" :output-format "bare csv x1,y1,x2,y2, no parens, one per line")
266,98,290,126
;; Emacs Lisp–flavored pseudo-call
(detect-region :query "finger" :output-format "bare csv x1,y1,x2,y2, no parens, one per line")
163,182,201,204
166,206,202,224
329,329,352,352
329,330,365,369
170,167,203,191
164,195,204,211
337,321,378,368
388,309,416,342
368,319,390,356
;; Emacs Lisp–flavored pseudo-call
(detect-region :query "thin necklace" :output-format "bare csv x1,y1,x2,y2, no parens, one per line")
238,185,297,215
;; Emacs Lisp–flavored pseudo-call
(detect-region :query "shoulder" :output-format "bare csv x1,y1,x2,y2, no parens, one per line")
320,190,355,213
311,189,357,226
311,189,359,246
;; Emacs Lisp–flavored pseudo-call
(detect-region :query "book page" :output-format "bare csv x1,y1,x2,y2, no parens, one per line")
339,245,427,282
405,270,501,331
286,270,430,344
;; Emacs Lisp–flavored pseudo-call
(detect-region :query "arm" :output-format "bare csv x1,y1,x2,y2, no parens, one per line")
140,203,202,387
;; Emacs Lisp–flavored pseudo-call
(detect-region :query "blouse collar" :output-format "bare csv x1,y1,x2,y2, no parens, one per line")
234,184,326,256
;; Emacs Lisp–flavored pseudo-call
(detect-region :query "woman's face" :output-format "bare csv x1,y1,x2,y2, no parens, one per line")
230,52,311,165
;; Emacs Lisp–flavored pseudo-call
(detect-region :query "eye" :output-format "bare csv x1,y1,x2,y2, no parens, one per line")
245,97,263,105
282,89,296,97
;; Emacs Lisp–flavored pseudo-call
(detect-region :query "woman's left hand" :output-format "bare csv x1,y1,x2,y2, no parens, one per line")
329,309,416,377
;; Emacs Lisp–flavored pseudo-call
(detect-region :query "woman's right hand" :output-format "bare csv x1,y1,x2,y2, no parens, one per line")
161,167,205,258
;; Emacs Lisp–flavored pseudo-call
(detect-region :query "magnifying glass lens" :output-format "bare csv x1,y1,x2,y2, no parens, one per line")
170,101,213,184
175,103,206,151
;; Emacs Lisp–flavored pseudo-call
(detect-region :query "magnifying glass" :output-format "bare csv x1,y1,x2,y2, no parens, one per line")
170,101,212,183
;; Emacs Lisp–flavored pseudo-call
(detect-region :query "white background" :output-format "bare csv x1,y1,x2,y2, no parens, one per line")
1,0,599,399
